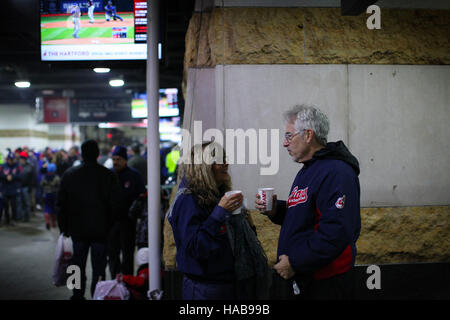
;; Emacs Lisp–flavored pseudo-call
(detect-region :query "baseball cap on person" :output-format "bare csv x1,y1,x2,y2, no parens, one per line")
19,151,28,159
112,146,128,160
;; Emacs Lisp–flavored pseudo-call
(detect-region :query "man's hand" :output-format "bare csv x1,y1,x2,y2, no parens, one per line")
255,193,277,218
274,254,296,280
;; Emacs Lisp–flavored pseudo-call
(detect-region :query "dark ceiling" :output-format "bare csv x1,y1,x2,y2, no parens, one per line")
0,0,195,106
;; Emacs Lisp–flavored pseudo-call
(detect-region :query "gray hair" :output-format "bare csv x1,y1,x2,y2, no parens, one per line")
283,104,329,146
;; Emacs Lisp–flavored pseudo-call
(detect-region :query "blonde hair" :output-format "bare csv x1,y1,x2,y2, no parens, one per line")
178,141,231,210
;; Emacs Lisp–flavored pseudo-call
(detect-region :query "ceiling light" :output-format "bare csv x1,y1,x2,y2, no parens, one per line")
15,81,31,88
94,68,110,73
109,79,124,87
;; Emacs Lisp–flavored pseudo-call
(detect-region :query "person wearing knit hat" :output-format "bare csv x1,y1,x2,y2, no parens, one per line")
112,145,128,161
135,247,149,266
119,247,150,300
108,145,146,278
40,162,60,230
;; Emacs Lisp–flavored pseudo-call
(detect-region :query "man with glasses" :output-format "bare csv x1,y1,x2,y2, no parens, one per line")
255,104,361,300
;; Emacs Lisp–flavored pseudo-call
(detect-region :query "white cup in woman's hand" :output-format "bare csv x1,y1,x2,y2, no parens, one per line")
219,191,243,213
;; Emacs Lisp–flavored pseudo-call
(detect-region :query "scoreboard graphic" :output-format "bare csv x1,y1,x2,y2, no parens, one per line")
40,0,149,61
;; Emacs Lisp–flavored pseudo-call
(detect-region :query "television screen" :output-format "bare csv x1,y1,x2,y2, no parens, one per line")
159,116,181,143
40,0,155,61
131,88,179,118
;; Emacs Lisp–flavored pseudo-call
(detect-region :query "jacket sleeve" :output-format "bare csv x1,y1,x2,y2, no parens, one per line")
14,166,23,183
0,166,5,183
123,270,148,289
107,173,122,224
170,194,231,261
269,200,287,225
56,175,69,235
288,168,359,274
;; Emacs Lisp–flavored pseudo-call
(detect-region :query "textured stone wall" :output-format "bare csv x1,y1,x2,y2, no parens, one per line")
185,7,450,66
183,7,450,93
163,206,450,269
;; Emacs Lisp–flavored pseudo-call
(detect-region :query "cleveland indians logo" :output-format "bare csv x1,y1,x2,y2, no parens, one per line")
287,186,308,208
335,195,346,209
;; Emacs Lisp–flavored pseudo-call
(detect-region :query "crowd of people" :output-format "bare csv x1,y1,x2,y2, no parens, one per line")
0,145,80,227
0,141,173,300
1,104,362,301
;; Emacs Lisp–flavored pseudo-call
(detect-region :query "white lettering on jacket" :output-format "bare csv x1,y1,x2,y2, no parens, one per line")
287,186,308,208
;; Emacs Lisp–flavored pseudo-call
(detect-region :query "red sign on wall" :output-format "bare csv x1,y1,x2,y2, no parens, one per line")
43,97,69,123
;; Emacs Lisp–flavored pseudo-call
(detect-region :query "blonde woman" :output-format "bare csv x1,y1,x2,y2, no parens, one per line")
167,141,245,299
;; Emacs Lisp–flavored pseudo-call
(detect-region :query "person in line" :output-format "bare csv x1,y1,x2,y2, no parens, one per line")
67,146,80,167
18,151,33,222
57,140,121,300
127,143,147,185
168,141,269,300
97,147,110,166
108,146,146,278
0,153,22,225
26,148,39,216
41,163,60,230
255,104,361,300
55,149,71,177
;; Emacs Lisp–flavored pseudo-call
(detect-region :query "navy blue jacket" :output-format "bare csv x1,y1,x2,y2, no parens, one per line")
57,161,121,241
0,163,22,196
113,166,146,221
272,141,361,280
168,179,235,283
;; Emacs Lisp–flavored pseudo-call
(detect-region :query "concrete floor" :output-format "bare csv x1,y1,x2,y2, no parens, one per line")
0,211,95,300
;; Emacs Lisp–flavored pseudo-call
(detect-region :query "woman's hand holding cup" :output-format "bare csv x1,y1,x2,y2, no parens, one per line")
219,191,243,213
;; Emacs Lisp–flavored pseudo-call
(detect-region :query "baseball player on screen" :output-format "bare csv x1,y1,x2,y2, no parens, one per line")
87,0,95,23
67,3,81,38
104,1,124,21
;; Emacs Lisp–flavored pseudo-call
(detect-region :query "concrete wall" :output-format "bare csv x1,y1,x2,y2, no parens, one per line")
184,64,450,208
0,104,80,155
183,68,217,132
349,65,450,206
0,104,48,155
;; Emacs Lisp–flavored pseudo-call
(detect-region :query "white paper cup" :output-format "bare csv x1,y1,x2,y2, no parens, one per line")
225,190,243,215
258,188,274,211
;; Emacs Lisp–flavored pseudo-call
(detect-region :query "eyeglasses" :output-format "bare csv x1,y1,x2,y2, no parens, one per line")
284,129,309,142
284,131,301,142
